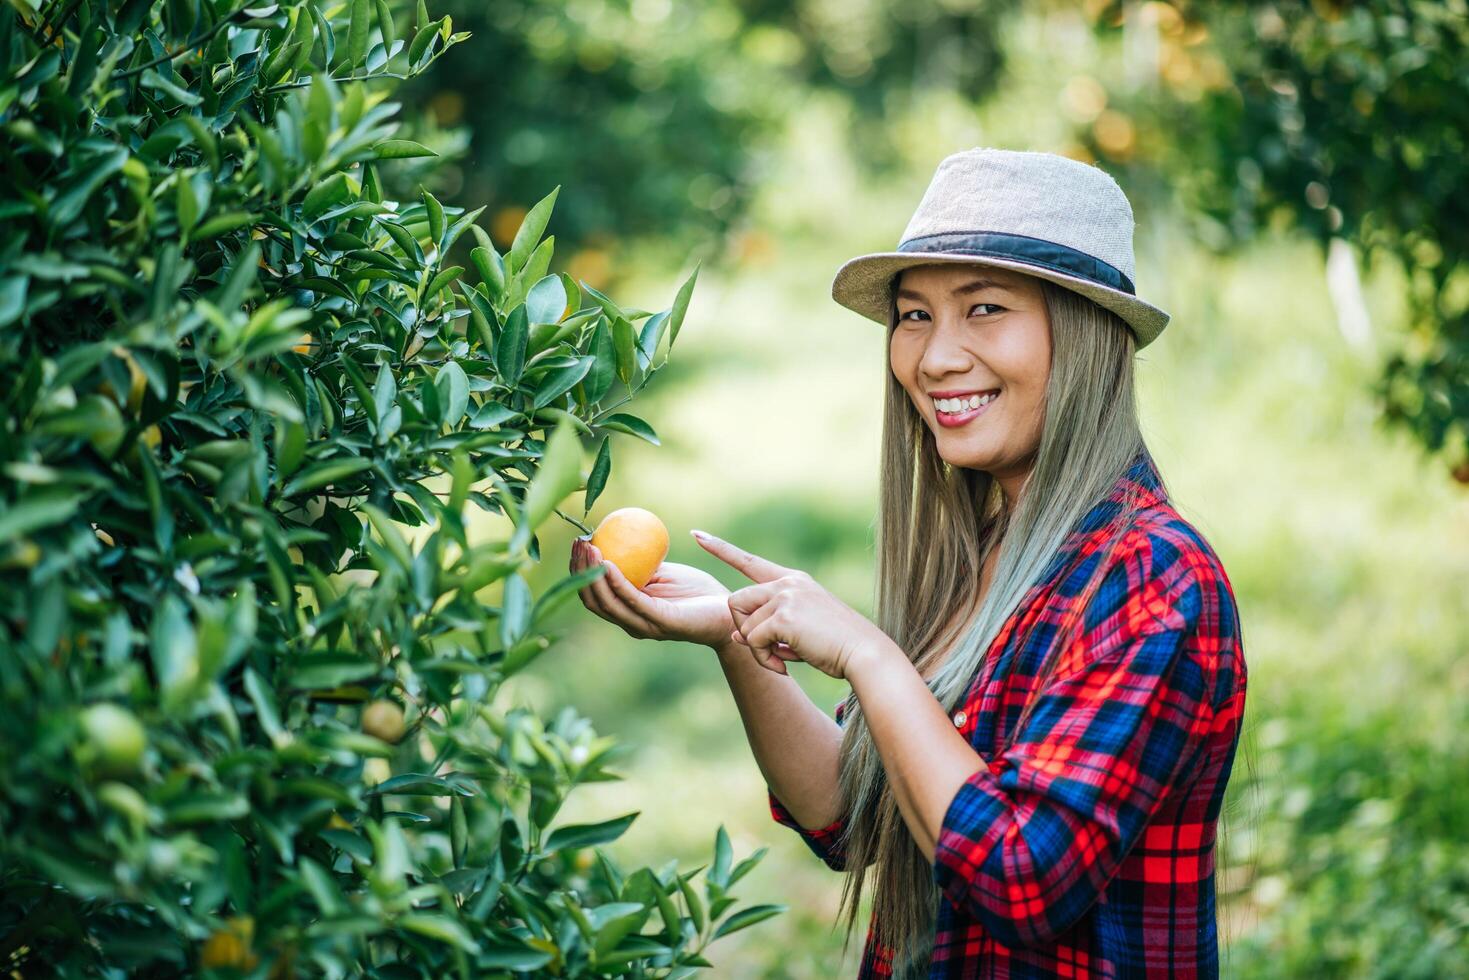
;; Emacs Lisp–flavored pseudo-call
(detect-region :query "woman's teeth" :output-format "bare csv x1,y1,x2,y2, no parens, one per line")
934,391,998,414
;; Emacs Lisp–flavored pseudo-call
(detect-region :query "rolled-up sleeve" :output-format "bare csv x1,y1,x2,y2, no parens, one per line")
768,695,858,872
932,572,1222,948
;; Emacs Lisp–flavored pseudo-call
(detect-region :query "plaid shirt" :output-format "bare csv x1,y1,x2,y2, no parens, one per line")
769,450,1247,978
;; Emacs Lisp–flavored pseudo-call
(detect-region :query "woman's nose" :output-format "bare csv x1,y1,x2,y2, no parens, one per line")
919,323,975,375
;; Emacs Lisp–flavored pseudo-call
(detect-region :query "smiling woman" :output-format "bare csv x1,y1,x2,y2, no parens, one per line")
570,147,1247,979
776,146,1249,978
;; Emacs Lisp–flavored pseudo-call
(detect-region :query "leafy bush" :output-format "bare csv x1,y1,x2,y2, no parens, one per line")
0,0,777,975
1220,705,1469,978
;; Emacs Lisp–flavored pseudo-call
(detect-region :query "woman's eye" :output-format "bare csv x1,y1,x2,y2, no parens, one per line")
970,303,1004,316
897,309,928,323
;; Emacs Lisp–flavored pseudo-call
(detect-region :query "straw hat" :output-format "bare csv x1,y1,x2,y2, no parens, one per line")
830,147,1170,349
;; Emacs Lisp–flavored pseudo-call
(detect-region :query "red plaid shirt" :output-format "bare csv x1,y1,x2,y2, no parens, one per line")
769,450,1247,977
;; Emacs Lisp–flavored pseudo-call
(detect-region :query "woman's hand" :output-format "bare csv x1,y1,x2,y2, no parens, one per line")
691,529,890,680
570,536,736,649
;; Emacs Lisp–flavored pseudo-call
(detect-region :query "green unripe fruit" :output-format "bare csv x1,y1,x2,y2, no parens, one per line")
79,703,147,776
362,699,406,744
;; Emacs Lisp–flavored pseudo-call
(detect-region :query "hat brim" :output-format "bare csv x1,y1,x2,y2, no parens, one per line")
830,251,1170,350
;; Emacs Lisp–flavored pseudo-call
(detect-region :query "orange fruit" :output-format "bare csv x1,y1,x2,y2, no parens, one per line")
292,333,314,355
589,506,668,590
200,918,258,971
362,699,406,743
78,703,146,776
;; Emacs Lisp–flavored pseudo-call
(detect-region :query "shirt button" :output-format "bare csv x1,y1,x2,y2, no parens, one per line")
953,710,967,727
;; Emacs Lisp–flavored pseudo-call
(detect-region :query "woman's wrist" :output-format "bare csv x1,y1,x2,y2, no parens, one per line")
842,634,907,685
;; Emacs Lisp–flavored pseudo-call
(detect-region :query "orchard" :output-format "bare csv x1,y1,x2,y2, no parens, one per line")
0,0,782,974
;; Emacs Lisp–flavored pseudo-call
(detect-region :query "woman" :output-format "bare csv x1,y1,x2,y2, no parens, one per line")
570,147,1247,978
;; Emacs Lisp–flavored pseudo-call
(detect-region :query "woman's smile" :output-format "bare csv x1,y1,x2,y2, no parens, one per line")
932,389,1000,427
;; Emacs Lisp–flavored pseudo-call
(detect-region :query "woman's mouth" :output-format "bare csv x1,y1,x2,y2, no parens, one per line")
932,390,999,428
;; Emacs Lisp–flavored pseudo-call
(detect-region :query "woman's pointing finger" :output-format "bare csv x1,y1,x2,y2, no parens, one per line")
690,529,792,584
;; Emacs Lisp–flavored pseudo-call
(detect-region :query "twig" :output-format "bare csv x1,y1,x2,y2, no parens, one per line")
112,16,237,80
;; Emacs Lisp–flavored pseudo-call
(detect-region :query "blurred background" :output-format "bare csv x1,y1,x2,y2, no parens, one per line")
396,0,1469,974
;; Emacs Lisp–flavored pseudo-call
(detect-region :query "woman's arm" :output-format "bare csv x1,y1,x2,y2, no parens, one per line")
715,638,845,831
843,635,989,860
846,562,1230,948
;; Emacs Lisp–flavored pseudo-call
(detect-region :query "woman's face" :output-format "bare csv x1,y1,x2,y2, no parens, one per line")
889,263,1052,499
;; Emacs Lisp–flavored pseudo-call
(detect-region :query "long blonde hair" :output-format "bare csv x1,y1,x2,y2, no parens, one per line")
830,271,1164,974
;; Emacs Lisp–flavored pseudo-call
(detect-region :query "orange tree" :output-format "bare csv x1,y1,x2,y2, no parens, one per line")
0,0,780,974
1079,0,1469,480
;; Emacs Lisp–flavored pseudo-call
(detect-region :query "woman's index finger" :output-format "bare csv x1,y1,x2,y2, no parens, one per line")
690,530,789,584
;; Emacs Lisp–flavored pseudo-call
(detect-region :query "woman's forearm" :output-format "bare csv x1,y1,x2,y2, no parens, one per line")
845,636,986,861
715,641,845,829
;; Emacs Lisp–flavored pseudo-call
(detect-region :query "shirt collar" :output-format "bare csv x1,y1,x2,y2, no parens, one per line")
1070,448,1167,539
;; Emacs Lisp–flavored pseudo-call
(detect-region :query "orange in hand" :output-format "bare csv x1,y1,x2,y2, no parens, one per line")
588,506,668,590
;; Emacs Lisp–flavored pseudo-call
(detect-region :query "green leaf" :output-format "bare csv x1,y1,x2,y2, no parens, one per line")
584,437,612,513
244,667,284,741
513,416,582,551
192,211,258,240
581,317,616,403
362,502,413,569
375,0,396,48
507,185,559,275
531,357,594,411
347,0,371,68
424,264,463,299
712,825,733,886
545,812,639,853
0,492,82,545
373,361,397,423
373,139,437,159
407,13,437,65
299,857,346,916
477,943,553,969
590,902,648,959
611,315,637,386
176,172,199,234
678,872,706,934
0,277,28,329
470,244,505,299
321,829,373,862
150,594,199,713
497,571,531,650
281,457,374,496
635,310,667,369
525,274,567,325
140,68,202,106
435,360,469,427
304,173,353,218
291,654,379,689
399,914,479,954
580,281,626,322
274,417,306,479
598,413,659,446
167,793,250,824
667,262,699,349
422,188,445,247
369,773,468,796
495,304,528,384
712,903,787,939
450,797,468,868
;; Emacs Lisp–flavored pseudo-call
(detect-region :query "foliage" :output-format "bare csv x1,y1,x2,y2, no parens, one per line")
0,0,773,975
1220,704,1469,977
401,0,1016,261
1080,0,1469,478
